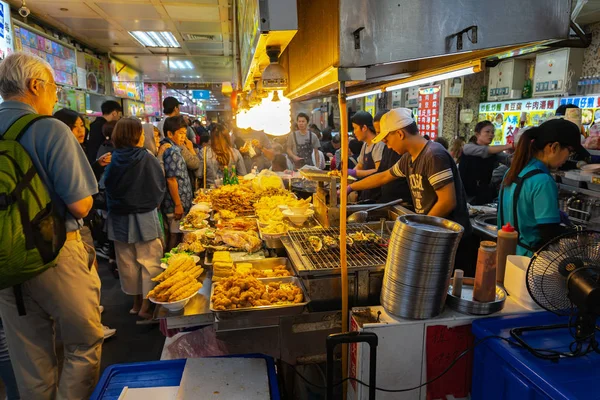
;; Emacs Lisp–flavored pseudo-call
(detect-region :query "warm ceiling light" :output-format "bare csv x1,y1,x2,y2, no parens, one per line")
129,31,180,48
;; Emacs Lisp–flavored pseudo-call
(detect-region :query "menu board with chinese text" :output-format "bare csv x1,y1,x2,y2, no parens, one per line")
144,83,161,116
417,85,441,139
14,25,77,87
478,96,600,144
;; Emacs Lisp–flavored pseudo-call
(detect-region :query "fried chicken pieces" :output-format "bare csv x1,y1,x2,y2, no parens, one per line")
147,254,204,303
211,275,303,311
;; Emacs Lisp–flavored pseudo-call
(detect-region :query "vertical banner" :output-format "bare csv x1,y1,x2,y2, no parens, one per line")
417,85,441,139
364,94,376,116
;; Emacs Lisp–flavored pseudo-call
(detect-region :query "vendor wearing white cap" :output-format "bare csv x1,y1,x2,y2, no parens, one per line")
348,108,471,233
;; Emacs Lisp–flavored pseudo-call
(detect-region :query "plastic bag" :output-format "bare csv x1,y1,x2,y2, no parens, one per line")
166,326,229,359
252,170,284,191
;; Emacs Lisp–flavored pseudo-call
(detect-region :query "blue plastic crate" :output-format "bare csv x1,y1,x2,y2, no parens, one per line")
91,354,280,400
471,312,600,400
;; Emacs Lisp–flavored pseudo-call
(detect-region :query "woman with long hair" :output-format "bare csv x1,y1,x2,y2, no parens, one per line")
497,118,588,256
199,123,247,187
104,117,166,319
459,120,514,205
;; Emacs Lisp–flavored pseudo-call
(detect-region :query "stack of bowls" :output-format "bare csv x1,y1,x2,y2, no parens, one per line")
381,215,464,319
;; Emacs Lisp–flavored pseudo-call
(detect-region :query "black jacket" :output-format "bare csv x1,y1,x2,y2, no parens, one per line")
86,116,107,166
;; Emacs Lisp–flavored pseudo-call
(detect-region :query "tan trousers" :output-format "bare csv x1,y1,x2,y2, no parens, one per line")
0,235,103,400
114,239,163,297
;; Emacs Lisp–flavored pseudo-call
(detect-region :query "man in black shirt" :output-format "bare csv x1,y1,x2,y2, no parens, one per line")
349,108,470,232
86,100,122,165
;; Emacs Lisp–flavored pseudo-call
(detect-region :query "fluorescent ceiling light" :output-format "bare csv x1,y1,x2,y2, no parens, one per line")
385,67,476,92
346,89,383,101
129,31,180,48
162,60,194,70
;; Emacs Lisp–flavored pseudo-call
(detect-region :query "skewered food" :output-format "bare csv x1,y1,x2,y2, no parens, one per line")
209,185,256,214
147,271,202,302
193,191,211,204
211,275,303,310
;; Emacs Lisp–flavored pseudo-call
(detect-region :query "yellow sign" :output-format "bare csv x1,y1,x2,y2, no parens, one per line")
364,95,376,116
110,58,143,101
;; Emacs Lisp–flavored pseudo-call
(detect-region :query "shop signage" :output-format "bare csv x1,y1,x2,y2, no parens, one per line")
364,94,376,116
559,95,600,109
144,83,161,116
84,54,106,94
110,58,143,101
417,85,441,139
479,98,559,114
0,1,13,61
14,24,77,87
192,90,210,100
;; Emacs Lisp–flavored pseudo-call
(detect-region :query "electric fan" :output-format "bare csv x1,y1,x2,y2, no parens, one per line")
510,230,600,360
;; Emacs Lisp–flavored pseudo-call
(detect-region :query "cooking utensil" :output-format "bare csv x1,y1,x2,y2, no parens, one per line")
347,199,404,223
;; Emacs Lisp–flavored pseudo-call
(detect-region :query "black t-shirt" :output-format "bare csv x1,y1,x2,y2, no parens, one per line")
390,141,471,233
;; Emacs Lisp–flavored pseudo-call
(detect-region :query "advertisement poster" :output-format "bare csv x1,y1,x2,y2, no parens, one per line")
144,83,161,116
479,95,600,144
0,0,14,61
14,25,77,87
84,54,106,94
417,85,441,139
364,94,376,116
110,58,143,101
55,88,86,113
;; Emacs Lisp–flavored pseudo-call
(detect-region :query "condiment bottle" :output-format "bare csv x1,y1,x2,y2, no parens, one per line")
473,241,497,302
496,223,518,284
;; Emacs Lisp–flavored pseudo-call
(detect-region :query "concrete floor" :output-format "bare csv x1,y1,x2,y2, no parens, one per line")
98,259,165,373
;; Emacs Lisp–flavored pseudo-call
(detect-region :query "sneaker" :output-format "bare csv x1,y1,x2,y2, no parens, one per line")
99,305,104,314
103,325,116,340
96,244,111,260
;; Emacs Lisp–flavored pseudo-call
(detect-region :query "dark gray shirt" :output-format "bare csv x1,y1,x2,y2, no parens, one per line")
390,141,471,232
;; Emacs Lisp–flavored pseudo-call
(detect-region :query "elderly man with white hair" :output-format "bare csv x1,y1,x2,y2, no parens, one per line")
0,52,103,399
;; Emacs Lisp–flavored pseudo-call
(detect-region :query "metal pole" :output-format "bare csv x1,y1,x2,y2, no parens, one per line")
338,80,349,397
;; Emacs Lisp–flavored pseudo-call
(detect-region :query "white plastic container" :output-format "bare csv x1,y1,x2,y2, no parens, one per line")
504,255,542,310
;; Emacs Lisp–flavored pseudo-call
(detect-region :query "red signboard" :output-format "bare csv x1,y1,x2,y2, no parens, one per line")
417,85,441,139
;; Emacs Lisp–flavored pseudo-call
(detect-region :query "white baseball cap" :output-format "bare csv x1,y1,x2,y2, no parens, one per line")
372,108,415,143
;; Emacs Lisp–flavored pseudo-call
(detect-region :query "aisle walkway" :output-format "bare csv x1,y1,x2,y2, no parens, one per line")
98,260,165,373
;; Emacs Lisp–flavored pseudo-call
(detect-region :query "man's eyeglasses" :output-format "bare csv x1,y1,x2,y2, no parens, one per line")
35,79,60,94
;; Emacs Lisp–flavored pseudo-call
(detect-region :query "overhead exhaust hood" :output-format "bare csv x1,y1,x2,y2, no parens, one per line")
280,0,572,101
235,0,297,92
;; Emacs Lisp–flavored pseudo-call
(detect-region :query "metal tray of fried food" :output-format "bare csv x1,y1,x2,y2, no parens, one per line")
233,257,296,278
209,276,310,320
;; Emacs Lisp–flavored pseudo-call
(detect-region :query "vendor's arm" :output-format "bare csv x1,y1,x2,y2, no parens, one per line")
350,169,396,192
426,153,458,218
234,149,248,175
180,143,200,170
166,177,183,219
463,143,512,158
428,183,457,218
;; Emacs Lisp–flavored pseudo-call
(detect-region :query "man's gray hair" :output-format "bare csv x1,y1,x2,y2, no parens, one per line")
0,52,54,99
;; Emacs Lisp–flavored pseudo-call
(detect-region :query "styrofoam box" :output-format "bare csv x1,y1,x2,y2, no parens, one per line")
504,255,542,310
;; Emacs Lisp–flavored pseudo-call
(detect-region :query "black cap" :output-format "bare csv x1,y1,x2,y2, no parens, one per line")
351,110,375,132
536,118,589,158
163,96,183,114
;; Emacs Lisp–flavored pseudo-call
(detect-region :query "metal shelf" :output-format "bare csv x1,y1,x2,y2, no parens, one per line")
557,183,600,198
